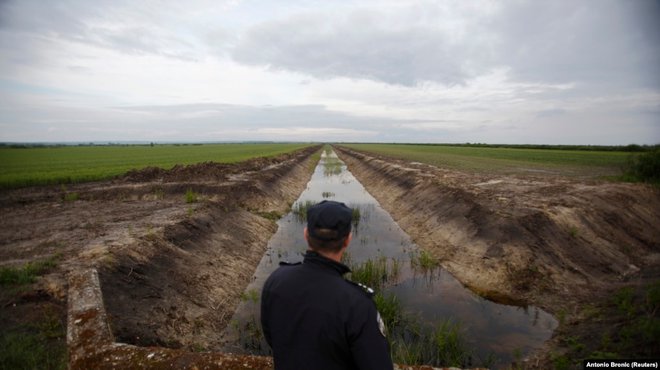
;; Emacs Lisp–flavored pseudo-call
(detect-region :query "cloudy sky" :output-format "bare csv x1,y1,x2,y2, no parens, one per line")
0,0,658,144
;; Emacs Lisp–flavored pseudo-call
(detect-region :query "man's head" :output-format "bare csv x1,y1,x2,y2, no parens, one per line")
305,200,353,253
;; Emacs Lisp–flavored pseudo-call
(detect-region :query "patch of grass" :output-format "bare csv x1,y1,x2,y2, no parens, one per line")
63,191,79,202
322,153,344,176
0,256,59,286
348,257,391,292
308,148,323,173
342,143,633,178
240,289,259,304
623,149,660,184
557,282,660,364
351,206,362,228
0,328,67,370
321,191,335,198
550,353,571,370
411,249,438,272
255,210,282,221
613,287,636,318
235,316,269,354
373,292,405,332
190,343,206,353
185,188,199,203
390,318,473,368
292,200,317,222
0,143,313,189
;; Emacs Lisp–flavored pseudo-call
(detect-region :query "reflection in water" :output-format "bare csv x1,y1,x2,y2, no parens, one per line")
220,150,557,368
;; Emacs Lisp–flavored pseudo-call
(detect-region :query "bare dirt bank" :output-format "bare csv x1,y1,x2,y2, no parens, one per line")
335,145,660,366
0,145,321,362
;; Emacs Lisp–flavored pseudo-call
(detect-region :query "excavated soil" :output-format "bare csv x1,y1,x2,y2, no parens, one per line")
0,145,321,355
335,145,660,366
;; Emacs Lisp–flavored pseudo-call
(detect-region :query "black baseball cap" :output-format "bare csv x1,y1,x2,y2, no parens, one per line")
307,200,353,241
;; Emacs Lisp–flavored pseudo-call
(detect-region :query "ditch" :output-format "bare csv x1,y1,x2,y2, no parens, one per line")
220,148,557,369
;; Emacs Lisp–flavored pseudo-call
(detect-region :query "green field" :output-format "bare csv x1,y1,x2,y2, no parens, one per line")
341,144,634,178
0,143,311,189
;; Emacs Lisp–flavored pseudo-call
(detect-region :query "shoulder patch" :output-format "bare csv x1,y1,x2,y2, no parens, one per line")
345,279,375,297
377,311,387,337
279,261,302,266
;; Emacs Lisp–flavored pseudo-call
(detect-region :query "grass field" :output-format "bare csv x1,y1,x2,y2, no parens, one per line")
0,143,311,189
341,143,634,178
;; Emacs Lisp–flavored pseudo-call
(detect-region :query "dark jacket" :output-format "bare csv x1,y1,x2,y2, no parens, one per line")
261,250,393,370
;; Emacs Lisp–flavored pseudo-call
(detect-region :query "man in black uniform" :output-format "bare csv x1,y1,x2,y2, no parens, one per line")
261,200,393,370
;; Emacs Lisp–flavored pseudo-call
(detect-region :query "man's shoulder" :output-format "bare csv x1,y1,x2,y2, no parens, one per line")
343,279,376,299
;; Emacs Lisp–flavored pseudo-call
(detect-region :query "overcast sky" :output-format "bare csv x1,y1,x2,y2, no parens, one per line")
0,0,658,144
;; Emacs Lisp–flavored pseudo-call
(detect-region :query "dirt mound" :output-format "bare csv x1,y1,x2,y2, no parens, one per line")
121,154,294,184
335,146,660,301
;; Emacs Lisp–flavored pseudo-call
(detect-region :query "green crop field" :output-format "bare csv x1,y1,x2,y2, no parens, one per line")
341,144,635,178
0,143,311,189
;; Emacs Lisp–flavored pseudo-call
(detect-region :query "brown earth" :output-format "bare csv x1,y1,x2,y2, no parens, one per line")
0,145,321,361
334,145,660,367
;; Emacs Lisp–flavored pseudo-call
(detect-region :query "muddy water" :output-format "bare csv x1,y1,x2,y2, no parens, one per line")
220,150,556,367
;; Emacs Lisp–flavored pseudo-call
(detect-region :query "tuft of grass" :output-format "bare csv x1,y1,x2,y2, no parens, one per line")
0,326,67,370
321,191,335,198
373,293,405,332
411,249,438,271
255,210,282,221
390,318,473,368
351,206,361,228
348,255,401,292
185,188,198,203
240,289,259,304
236,316,269,354
292,200,317,222
0,257,59,286
63,192,79,202
323,157,343,176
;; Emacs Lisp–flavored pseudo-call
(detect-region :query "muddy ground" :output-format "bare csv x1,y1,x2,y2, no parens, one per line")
1,142,658,369
0,145,320,364
335,145,660,367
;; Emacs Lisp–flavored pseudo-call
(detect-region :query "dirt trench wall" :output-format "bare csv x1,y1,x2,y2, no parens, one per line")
98,146,321,351
335,146,660,308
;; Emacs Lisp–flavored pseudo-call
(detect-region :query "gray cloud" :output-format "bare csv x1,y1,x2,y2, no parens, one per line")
0,0,199,61
493,0,660,89
231,8,476,86
229,1,660,90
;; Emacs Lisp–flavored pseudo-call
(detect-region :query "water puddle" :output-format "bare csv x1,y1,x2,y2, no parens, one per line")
220,149,557,368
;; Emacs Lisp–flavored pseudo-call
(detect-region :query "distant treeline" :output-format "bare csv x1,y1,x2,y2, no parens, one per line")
0,141,294,149
345,143,659,152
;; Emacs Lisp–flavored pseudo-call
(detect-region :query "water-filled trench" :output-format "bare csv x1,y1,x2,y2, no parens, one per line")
220,149,556,368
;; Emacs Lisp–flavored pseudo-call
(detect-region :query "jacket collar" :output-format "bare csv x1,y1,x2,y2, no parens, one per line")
304,250,351,276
